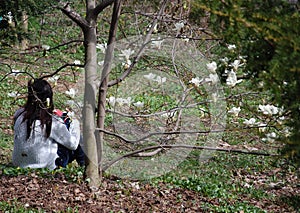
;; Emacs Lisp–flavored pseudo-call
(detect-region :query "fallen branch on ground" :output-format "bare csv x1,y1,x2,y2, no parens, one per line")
102,144,279,171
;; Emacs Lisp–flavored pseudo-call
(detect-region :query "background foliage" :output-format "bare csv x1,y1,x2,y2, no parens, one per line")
190,0,300,167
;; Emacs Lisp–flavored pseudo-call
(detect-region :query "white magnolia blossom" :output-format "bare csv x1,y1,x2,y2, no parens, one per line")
7,11,13,24
174,22,184,32
211,93,218,103
262,132,277,143
42,45,50,50
119,48,134,61
220,57,229,65
231,59,241,71
258,104,279,115
65,88,77,99
227,44,236,50
228,106,241,117
66,100,83,108
206,61,217,73
226,70,243,87
108,96,132,107
96,43,107,54
98,60,104,66
122,59,132,69
161,111,177,118
48,75,60,85
181,36,189,43
257,123,268,133
130,182,140,190
8,91,19,98
133,101,144,108
147,23,158,33
151,39,164,49
73,60,81,65
205,73,219,85
189,77,203,87
144,73,166,84
243,118,258,126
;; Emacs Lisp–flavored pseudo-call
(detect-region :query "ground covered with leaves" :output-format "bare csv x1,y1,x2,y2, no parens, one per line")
0,160,299,212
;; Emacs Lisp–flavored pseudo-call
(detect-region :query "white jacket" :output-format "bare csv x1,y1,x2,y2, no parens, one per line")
12,108,80,170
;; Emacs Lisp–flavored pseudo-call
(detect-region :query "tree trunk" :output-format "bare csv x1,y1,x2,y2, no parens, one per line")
21,11,28,50
96,0,122,177
83,0,100,189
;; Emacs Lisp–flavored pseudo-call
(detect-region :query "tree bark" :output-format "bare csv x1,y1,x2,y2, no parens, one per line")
82,0,100,189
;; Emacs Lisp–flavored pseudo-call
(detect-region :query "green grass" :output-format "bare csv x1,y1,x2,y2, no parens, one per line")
149,150,279,212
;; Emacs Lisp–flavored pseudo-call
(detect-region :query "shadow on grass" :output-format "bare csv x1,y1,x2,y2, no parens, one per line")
280,195,300,211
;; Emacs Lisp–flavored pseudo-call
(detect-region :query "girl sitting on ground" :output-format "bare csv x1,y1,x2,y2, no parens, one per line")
12,78,85,170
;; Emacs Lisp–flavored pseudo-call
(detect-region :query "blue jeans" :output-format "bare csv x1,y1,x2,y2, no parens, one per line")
56,144,85,167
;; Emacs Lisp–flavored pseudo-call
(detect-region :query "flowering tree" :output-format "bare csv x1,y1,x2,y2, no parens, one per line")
3,0,296,191
191,0,300,166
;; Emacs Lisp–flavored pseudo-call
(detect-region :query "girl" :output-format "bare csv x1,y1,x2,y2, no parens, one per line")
12,78,84,170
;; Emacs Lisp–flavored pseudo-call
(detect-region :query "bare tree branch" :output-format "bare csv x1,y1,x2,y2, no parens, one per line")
108,0,168,87
0,62,34,81
58,2,89,30
94,0,115,16
96,124,274,144
97,0,123,175
102,144,279,171
41,63,84,79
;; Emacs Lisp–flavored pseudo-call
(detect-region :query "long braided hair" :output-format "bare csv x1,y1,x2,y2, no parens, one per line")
23,78,54,139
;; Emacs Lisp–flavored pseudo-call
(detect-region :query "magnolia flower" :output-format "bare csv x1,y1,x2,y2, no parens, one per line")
226,70,242,87
116,97,132,106
206,61,217,73
227,44,236,50
73,60,81,65
211,93,218,103
66,100,78,107
48,75,60,85
189,77,203,87
147,23,158,33
262,132,277,143
108,96,116,106
161,111,177,118
130,182,140,190
151,39,164,49
156,76,166,84
144,73,156,80
258,104,279,115
98,60,104,66
65,88,77,99
122,59,132,69
119,48,134,61
7,11,13,24
174,22,184,32
228,106,241,117
181,36,189,43
220,57,229,65
108,96,132,106
96,43,107,54
8,91,19,98
243,118,257,126
144,73,166,84
257,123,268,133
231,60,241,71
133,101,144,108
42,45,50,50
205,73,219,85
